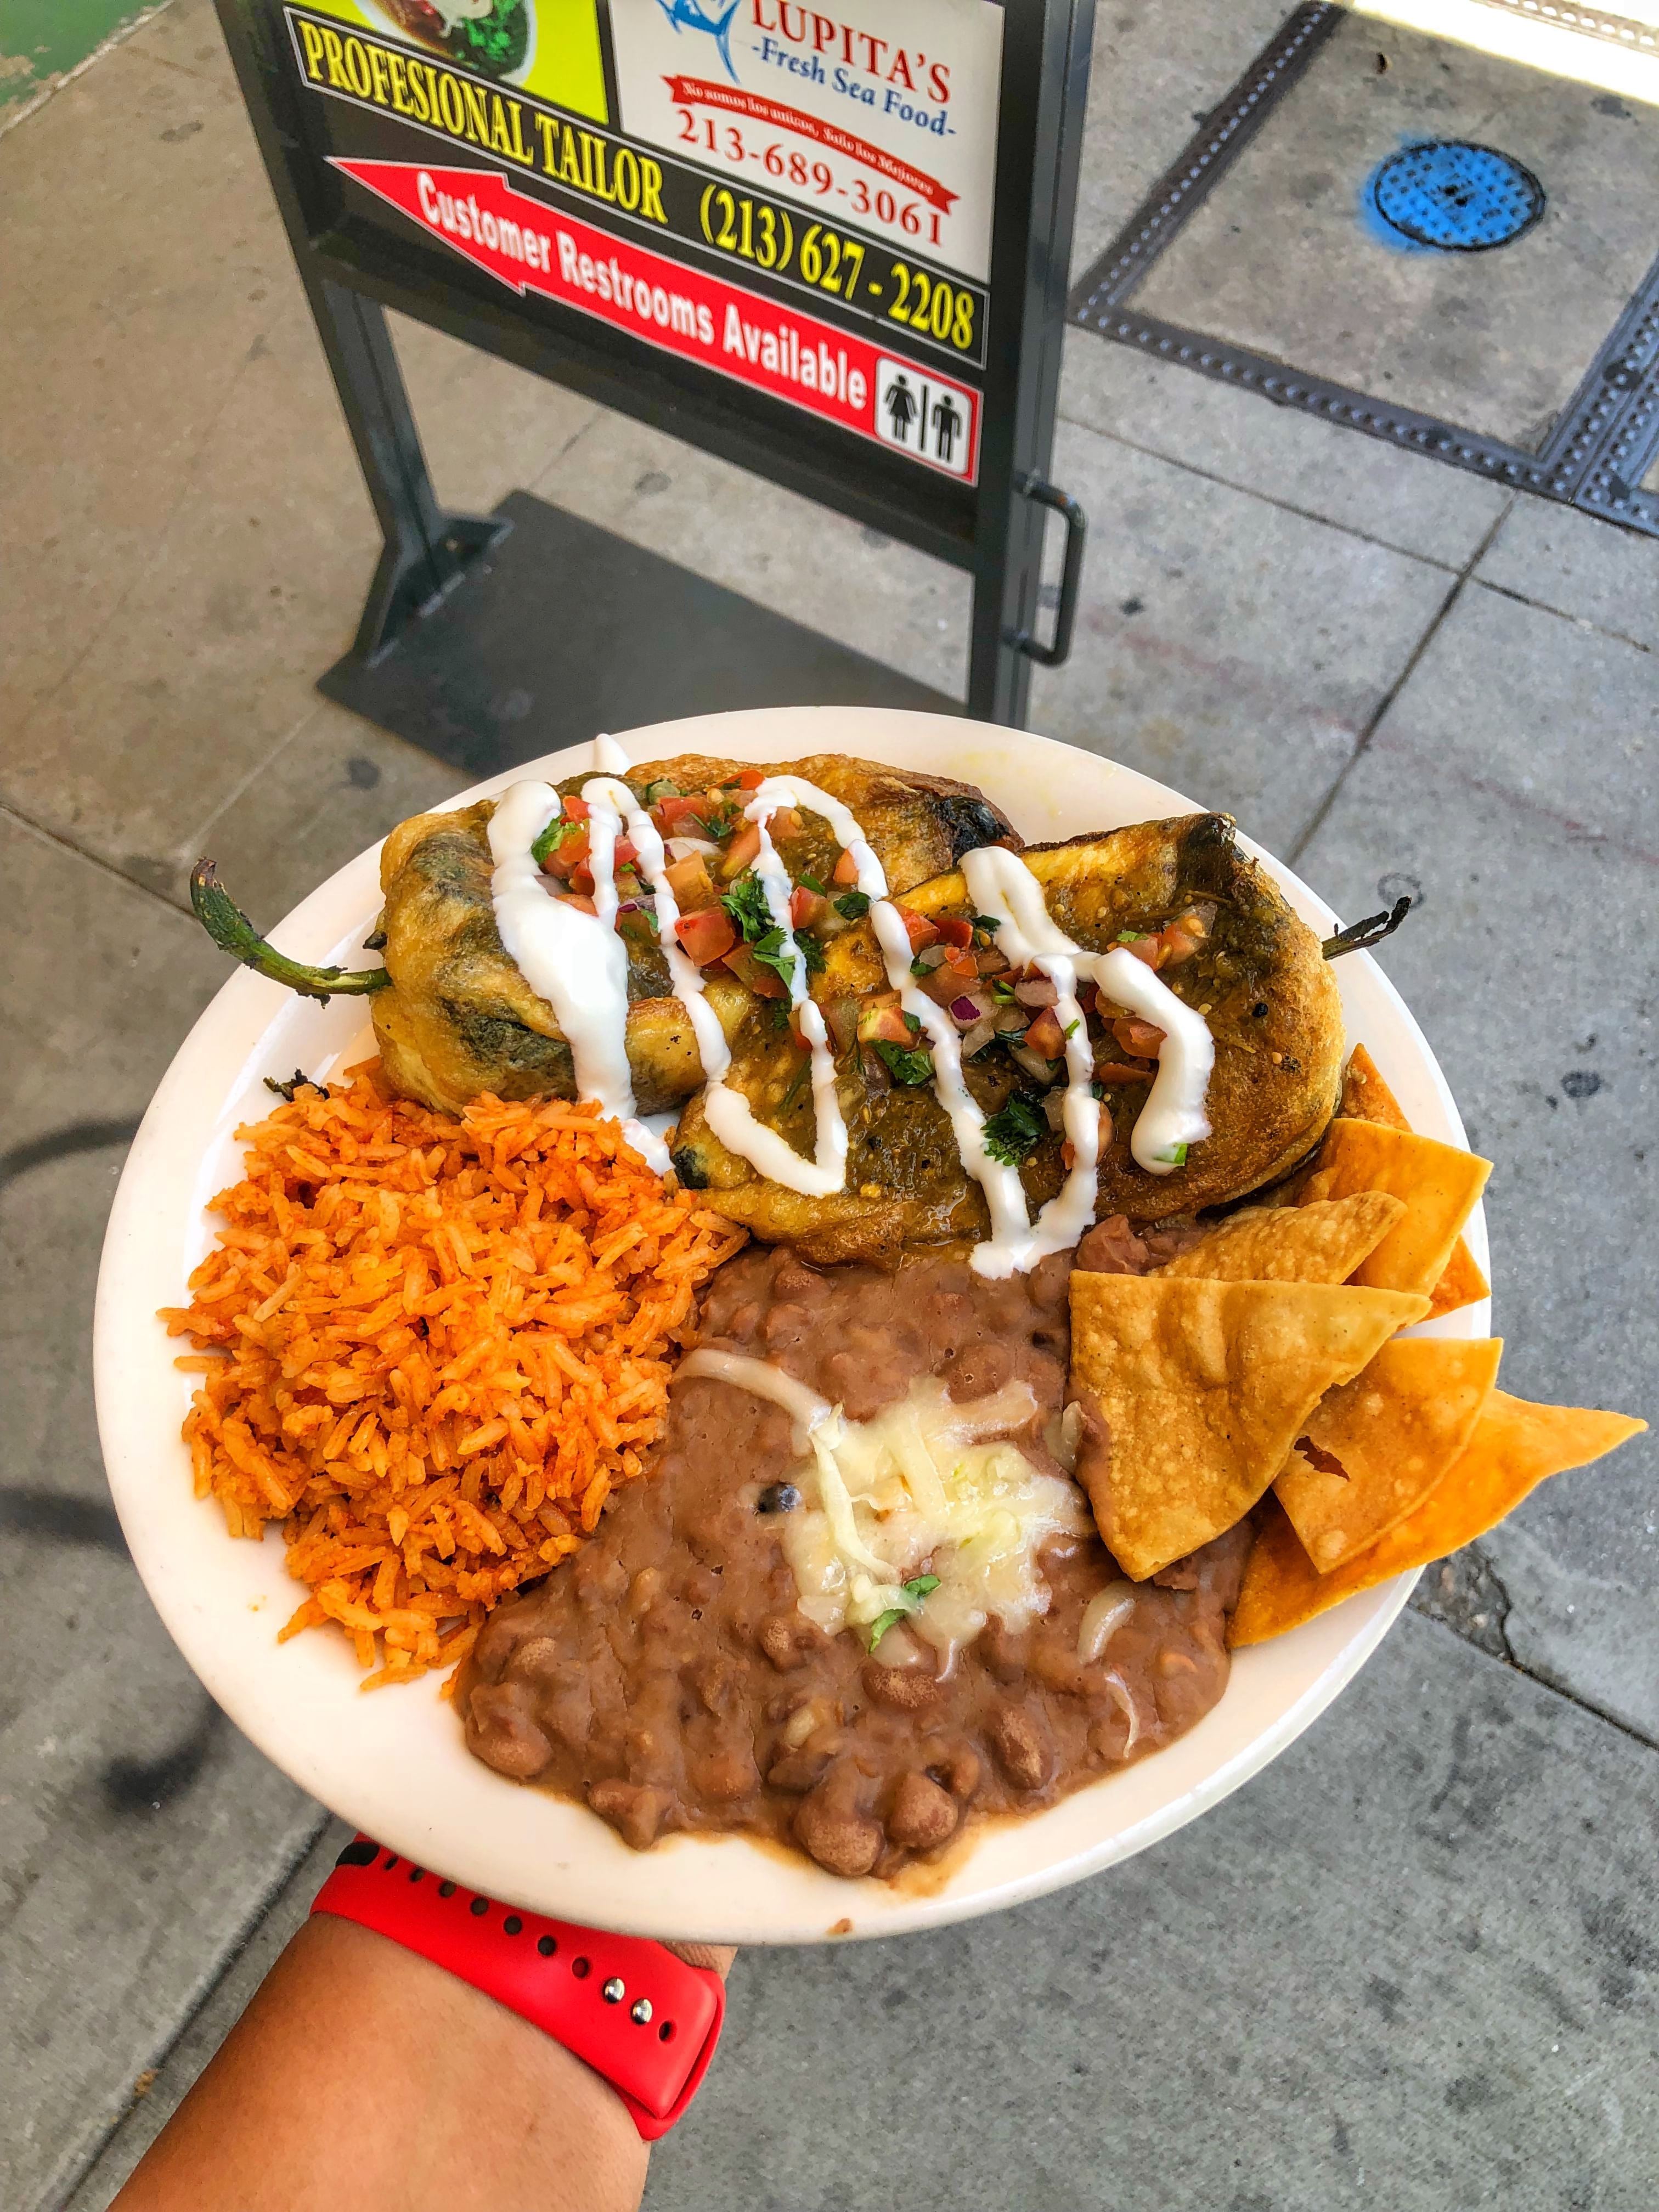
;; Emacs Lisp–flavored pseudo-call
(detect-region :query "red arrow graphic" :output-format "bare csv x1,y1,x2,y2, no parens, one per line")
330,158,979,481
332,159,561,296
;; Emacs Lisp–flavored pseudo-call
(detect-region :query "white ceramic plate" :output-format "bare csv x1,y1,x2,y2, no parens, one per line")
95,707,1487,1944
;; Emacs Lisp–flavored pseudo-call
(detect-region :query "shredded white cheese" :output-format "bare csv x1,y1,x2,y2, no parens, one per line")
771,1376,1092,1663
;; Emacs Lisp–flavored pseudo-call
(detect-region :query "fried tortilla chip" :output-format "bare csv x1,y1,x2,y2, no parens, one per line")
1152,1193,1406,1286
1423,1235,1490,1322
1069,1274,1429,1581
1339,1041,1412,1130
1229,1390,1647,1645
1338,1046,1488,1317
1273,1338,1504,1570
1297,1120,1491,1301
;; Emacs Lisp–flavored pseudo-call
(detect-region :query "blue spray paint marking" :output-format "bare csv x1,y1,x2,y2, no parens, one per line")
1362,140,1545,255
653,0,744,84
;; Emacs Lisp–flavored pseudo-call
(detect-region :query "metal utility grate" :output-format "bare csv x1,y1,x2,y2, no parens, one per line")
1369,142,1545,252
1068,2,1659,539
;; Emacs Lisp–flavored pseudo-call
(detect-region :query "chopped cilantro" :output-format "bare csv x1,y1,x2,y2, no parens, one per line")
867,1573,943,1650
972,913,1001,933
1154,1141,1189,1166
751,924,824,989
834,890,871,921
531,814,582,867
641,777,680,804
721,872,774,943
799,873,827,896
910,953,938,978
1115,929,1146,944
873,1039,934,1085
991,979,1017,1003
982,1094,1046,1165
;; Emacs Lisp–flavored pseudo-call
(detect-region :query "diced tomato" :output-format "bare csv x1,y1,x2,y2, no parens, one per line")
937,915,974,949
942,944,979,980
1094,1060,1155,1084
737,768,766,788
721,941,788,998
856,997,913,1045
542,827,590,878
1025,1007,1068,1060
720,821,764,879
1156,924,1201,966
1076,980,1098,1014
1112,1017,1166,1056
568,866,595,896
895,906,940,953
767,806,804,843
789,884,832,932
663,851,718,913
673,907,736,967
658,793,713,834
832,848,861,885
917,961,966,1009
561,793,590,822
825,994,860,1054
787,1003,811,1051
557,893,597,916
613,837,637,869
1121,933,1164,969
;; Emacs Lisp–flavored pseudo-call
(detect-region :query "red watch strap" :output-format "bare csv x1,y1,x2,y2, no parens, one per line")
311,1838,724,2140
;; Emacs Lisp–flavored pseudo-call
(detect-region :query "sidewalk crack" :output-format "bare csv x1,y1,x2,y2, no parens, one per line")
1288,496,1515,866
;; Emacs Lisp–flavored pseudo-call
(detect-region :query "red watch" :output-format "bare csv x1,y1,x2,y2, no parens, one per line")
311,1837,725,2140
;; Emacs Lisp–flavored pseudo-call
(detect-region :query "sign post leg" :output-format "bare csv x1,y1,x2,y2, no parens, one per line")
963,0,1095,728
966,484,1042,726
309,278,507,664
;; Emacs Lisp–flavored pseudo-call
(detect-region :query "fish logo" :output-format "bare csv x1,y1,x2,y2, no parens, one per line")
653,0,742,83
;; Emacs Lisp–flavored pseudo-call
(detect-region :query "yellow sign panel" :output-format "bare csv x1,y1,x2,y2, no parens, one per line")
303,0,606,122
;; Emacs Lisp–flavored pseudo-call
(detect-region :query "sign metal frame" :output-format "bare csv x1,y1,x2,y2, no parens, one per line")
213,0,1094,726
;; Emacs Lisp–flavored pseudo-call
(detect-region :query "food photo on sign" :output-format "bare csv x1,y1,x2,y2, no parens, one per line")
304,0,608,103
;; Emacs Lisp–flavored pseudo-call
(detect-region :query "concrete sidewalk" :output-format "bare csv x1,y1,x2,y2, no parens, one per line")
2,1,1656,2205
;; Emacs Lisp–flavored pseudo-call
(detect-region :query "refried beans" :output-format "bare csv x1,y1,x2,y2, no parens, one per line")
461,1226,1251,1880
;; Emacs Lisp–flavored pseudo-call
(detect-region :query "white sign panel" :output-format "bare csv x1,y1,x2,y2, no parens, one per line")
609,0,1006,284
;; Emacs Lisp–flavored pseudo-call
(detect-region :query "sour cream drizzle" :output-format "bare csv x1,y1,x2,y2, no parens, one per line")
697,782,850,1198
488,777,648,1148
486,733,676,1175
488,745,1214,1271
961,845,1215,1226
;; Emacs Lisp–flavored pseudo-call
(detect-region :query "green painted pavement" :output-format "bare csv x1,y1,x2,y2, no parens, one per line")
0,0,171,122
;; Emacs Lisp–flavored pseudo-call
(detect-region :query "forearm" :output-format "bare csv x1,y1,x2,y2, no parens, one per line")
115,1915,650,2212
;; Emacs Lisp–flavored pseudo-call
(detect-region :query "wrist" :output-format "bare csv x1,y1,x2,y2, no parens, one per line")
309,1839,726,2140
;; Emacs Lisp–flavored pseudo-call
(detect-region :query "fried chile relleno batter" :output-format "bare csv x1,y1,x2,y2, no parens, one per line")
374,753,1018,1117
191,760,1344,1248
460,1243,1250,1880
670,812,1345,1259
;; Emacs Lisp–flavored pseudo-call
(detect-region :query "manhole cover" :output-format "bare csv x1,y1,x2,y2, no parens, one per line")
1369,140,1545,251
